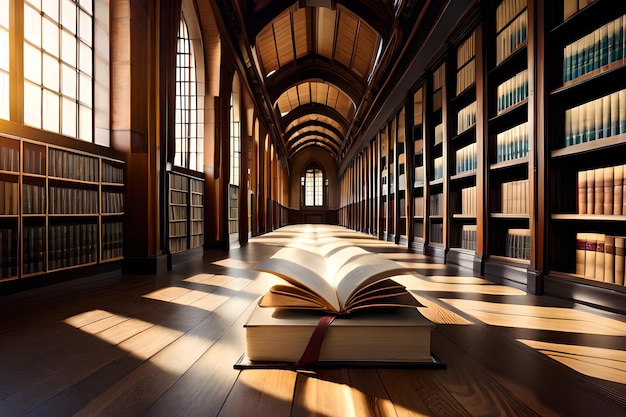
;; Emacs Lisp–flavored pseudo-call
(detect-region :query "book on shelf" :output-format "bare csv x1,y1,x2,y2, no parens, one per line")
255,242,421,315
243,305,433,364
497,69,528,114
430,223,443,244
414,196,424,217
563,13,625,83
496,122,528,163
457,101,477,134
577,164,626,215
461,186,476,216
0,143,20,173
564,88,626,147
496,3,527,65
433,156,443,180
456,142,477,174
456,31,476,95
434,123,444,146
501,179,529,214
430,193,443,216
461,225,477,250
0,181,18,215
576,232,626,285
505,228,530,260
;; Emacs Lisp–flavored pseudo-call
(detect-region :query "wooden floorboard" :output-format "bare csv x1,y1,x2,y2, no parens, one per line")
1,227,626,416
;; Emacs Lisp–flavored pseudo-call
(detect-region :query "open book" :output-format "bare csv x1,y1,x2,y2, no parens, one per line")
254,240,421,314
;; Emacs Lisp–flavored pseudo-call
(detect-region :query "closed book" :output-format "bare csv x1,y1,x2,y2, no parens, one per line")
578,170,587,214
594,167,604,214
584,233,597,279
564,0,578,20
614,165,623,216
615,237,625,286
244,305,434,364
611,92,620,136
602,95,611,139
594,97,603,139
595,233,605,282
624,163,626,215
576,233,588,276
620,89,626,134
604,166,614,215
585,95,596,141
605,235,615,284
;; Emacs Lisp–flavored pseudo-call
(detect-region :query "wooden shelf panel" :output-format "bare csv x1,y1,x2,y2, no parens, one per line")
490,213,530,219
552,214,626,221
551,135,626,158
490,156,529,171
450,170,477,181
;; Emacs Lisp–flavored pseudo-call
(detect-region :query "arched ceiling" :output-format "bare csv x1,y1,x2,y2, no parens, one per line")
216,0,445,165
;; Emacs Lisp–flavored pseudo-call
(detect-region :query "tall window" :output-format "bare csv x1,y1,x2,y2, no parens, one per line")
0,0,9,120
174,16,203,171
302,164,324,207
23,0,94,141
230,89,240,186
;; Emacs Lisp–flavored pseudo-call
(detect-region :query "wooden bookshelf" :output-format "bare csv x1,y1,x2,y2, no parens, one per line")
410,85,426,250
0,134,126,280
167,171,205,254
541,0,626,312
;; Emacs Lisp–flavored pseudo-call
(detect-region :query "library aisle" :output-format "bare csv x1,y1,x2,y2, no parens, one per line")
1,226,625,416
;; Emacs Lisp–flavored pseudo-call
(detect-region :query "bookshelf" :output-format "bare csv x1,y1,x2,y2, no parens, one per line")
167,171,205,254
425,61,447,258
411,85,426,251
543,0,626,311
379,126,388,239
484,0,534,287
0,134,125,282
388,117,396,242
447,26,481,269
397,107,408,245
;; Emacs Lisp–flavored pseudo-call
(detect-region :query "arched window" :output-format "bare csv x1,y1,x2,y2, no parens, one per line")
301,163,325,207
0,0,9,120
174,15,203,171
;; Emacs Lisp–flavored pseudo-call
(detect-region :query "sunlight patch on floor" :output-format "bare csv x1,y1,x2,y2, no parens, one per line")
143,286,230,312
442,299,626,336
519,339,626,384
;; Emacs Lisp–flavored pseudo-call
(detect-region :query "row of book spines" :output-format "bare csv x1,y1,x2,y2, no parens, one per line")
414,197,424,216
496,0,526,33
191,194,203,206
414,166,424,186
457,101,477,134
497,69,528,114
190,221,204,235
563,14,625,83
102,192,124,214
23,184,45,215
191,207,203,220
434,123,444,145
456,142,477,174
577,164,626,215
576,233,625,285
430,223,443,244
433,156,444,180
496,9,527,66
48,223,98,271
169,173,190,191
432,63,446,91
457,31,476,69
49,148,99,182
0,146,20,172
170,236,188,253
23,225,45,275
461,225,477,250
49,187,99,215
505,228,530,260
190,178,204,193
564,89,626,147
170,189,188,205
102,222,123,260
430,193,444,216
0,228,18,278
461,186,477,216
502,179,529,214
563,0,597,21
496,121,529,163
190,235,203,249
102,163,124,184
169,222,187,237
0,181,18,215
169,205,188,221
23,148,45,175
456,59,476,95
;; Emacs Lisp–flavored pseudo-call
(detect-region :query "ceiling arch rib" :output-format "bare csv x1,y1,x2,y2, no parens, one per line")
284,120,344,143
280,105,350,133
276,82,355,121
285,115,347,137
286,130,342,151
288,136,341,158
289,141,338,159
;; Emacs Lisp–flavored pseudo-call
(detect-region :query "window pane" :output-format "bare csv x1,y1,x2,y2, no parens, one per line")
62,97,76,137
79,105,92,141
26,0,41,11
79,72,91,104
24,5,42,47
79,10,92,46
79,41,92,75
62,63,76,99
0,29,8,71
42,90,60,132
43,54,60,90
42,18,60,57
24,82,42,128
23,44,42,84
61,0,76,34
43,0,59,21
0,0,8,28
0,72,8,120
80,0,93,15
61,29,76,66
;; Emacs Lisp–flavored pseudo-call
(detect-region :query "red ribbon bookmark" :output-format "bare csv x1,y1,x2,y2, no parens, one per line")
291,314,336,369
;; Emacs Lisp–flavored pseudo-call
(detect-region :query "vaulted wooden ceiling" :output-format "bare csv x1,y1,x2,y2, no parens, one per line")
215,0,445,165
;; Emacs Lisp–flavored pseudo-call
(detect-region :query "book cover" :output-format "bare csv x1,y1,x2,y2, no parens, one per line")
604,166,614,215
576,232,588,276
584,233,597,279
578,170,587,214
595,233,606,282
594,167,604,214
615,237,625,285
614,165,623,216
605,235,615,284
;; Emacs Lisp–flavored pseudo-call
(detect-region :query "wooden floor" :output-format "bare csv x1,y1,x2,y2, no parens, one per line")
2,226,626,417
